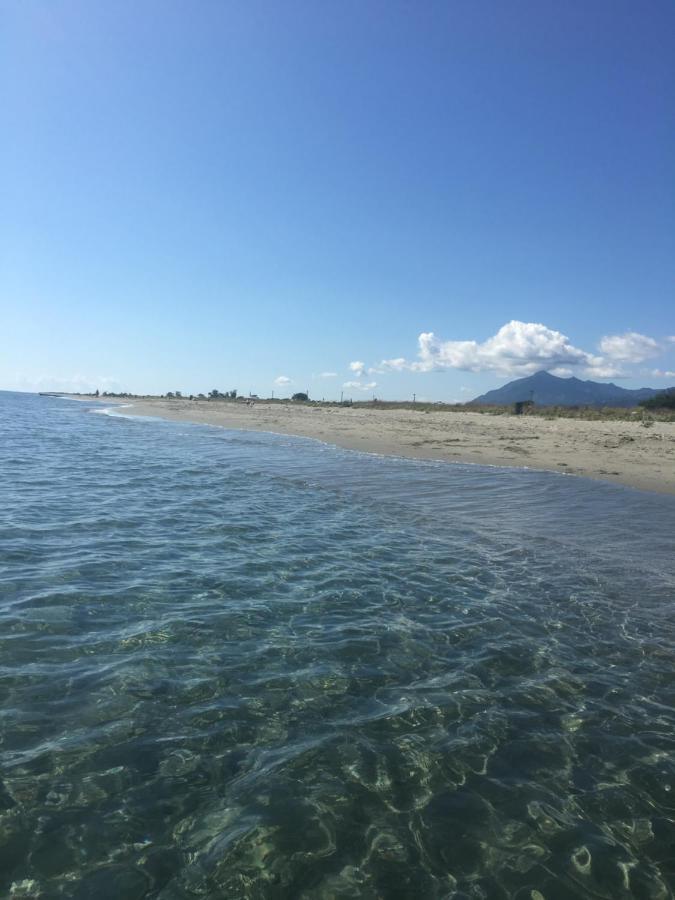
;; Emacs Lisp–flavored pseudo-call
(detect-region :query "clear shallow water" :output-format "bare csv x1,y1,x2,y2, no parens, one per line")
1,392,674,900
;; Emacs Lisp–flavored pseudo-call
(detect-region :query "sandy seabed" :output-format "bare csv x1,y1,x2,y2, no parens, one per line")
92,397,675,496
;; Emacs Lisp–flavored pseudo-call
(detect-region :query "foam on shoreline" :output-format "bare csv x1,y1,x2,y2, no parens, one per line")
84,396,675,496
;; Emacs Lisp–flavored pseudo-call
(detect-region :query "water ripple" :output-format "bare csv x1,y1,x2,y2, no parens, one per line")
0,392,674,898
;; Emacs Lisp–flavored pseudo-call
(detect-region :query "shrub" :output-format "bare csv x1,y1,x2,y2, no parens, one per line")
639,391,675,411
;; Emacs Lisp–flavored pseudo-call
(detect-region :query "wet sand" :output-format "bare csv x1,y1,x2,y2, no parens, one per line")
92,397,675,495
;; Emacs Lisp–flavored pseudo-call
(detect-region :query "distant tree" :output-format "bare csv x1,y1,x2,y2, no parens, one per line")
94,389,99,397
175,391,182,398
292,392,309,402
230,389,237,399
208,389,220,399
166,392,175,399
640,391,675,410
197,393,206,400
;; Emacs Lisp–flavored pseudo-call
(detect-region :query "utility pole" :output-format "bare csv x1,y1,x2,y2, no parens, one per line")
340,391,343,403
413,393,416,404
271,390,274,400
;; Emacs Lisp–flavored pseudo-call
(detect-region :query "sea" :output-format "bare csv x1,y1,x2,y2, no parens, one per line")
1,390,674,899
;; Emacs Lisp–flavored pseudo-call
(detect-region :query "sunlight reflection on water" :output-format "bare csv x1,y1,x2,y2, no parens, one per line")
1,392,674,898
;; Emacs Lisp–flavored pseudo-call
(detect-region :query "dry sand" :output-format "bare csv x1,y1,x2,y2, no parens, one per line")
95,397,675,495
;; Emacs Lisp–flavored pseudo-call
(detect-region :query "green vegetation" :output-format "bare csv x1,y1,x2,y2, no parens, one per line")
339,400,675,422
83,390,675,422
208,389,237,399
639,391,675,411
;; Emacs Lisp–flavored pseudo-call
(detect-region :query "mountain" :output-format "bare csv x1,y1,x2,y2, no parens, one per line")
471,371,675,408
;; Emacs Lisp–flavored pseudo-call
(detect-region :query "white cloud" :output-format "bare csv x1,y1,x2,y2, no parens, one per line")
382,321,600,377
370,321,674,384
652,369,675,379
343,380,377,392
9,374,124,394
666,336,675,344
318,371,337,378
599,331,660,363
274,375,292,386
583,364,625,379
379,357,408,371
349,361,365,377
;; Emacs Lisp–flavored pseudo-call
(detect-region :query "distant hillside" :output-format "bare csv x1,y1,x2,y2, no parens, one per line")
471,371,675,408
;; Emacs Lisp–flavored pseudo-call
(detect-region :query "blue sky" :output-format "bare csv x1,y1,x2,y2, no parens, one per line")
2,0,674,399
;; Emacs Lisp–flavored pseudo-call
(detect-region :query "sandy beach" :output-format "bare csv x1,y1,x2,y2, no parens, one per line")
85,397,675,496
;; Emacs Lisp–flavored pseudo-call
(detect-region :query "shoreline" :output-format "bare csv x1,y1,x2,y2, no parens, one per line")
76,396,675,496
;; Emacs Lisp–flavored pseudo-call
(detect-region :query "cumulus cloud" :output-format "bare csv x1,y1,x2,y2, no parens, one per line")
343,380,377,392
365,321,673,384
349,361,366,377
380,357,408,371
381,321,601,377
652,369,675,379
274,375,291,386
599,332,660,363
583,364,625,379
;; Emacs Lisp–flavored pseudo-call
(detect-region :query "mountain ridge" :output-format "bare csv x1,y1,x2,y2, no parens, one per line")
471,371,675,408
